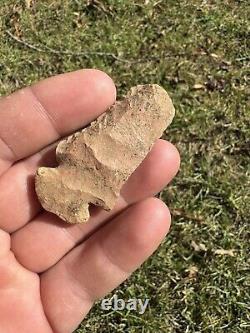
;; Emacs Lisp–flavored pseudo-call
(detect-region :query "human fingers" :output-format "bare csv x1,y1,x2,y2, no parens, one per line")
11,141,179,272
40,197,171,333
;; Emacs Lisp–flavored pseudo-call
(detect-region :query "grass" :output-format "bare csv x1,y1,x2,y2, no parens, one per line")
0,0,249,332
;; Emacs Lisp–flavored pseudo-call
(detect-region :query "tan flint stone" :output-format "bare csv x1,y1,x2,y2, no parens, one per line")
35,84,175,223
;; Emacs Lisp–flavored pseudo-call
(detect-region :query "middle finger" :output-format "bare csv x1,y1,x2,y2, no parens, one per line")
11,140,180,273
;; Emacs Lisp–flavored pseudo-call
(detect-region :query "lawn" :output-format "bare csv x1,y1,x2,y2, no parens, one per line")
0,1,249,332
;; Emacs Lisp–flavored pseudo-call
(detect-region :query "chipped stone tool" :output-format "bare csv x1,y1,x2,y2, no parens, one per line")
35,84,175,223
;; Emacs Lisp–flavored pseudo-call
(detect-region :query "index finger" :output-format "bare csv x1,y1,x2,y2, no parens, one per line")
0,69,116,175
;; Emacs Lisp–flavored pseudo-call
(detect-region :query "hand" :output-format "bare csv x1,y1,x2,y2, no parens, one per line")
0,69,180,333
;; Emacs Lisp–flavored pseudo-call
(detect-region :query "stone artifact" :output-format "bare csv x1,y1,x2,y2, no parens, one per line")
35,84,175,223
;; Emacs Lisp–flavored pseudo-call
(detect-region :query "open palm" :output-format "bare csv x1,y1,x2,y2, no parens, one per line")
0,69,180,333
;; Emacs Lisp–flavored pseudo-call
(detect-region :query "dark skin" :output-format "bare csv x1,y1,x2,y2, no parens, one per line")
0,69,180,333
